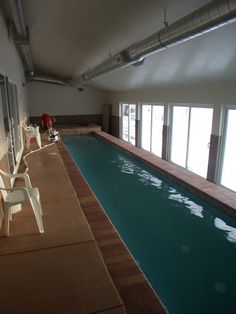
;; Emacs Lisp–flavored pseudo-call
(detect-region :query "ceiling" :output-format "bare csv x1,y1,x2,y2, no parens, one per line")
4,0,236,91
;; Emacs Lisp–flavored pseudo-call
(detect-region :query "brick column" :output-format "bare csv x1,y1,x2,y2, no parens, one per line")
110,115,120,138
162,124,169,161
207,134,221,183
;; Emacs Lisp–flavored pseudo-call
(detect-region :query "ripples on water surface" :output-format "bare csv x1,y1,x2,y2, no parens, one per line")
63,134,236,314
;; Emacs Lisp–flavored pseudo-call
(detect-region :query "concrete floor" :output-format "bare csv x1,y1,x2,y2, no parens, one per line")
0,142,126,314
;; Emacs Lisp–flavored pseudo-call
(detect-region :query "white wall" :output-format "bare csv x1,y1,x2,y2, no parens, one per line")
0,8,28,227
107,82,236,135
0,10,28,126
27,81,106,116
0,9,28,160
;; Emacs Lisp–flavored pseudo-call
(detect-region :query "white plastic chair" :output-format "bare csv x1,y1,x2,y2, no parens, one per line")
23,124,42,149
0,170,44,236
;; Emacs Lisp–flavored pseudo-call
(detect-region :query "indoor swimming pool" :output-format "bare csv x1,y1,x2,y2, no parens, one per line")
63,134,236,314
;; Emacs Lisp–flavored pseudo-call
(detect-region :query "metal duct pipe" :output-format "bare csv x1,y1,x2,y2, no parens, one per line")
8,0,27,37
69,51,130,86
69,0,236,86
8,0,34,73
127,0,236,61
20,44,34,73
29,75,67,86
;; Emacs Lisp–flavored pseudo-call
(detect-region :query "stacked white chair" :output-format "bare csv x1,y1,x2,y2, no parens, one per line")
23,124,42,149
0,169,44,236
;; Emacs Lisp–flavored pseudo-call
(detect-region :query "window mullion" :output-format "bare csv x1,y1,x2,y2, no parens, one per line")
218,108,229,184
150,105,153,152
186,107,191,169
128,105,131,143
121,104,124,140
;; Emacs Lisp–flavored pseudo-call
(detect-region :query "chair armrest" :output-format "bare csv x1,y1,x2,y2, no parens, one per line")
11,173,32,187
1,186,31,199
11,186,30,193
0,186,12,192
24,126,38,136
0,170,32,187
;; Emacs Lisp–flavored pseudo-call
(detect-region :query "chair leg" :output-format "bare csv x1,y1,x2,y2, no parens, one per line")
26,136,31,149
4,204,11,236
36,134,42,148
36,194,43,215
30,198,44,233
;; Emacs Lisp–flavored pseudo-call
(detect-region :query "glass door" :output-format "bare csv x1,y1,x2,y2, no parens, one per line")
170,105,213,178
141,105,151,151
0,75,15,172
121,104,136,145
220,109,236,191
151,105,164,157
0,75,21,173
141,104,164,157
170,106,189,167
187,108,213,177
7,81,21,160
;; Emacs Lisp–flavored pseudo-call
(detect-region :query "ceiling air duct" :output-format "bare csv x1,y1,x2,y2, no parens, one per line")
29,75,67,86
69,50,130,86
8,0,34,74
127,0,236,61
69,0,236,86
8,0,69,86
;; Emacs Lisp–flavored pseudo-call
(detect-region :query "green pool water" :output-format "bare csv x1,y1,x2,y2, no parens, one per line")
63,134,236,314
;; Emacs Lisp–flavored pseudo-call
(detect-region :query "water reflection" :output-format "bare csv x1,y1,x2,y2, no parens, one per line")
117,155,136,174
168,188,204,218
137,170,162,188
118,155,162,188
214,218,236,243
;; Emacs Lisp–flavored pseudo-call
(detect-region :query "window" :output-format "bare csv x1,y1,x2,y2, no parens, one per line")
7,81,21,160
141,105,151,151
0,75,21,172
170,105,213,178
121,103,136,145
220,108,236,191
141,104,164,157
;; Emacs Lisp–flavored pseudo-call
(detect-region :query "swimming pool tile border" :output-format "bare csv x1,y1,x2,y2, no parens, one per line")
57,140,168,314
95,131,236,218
